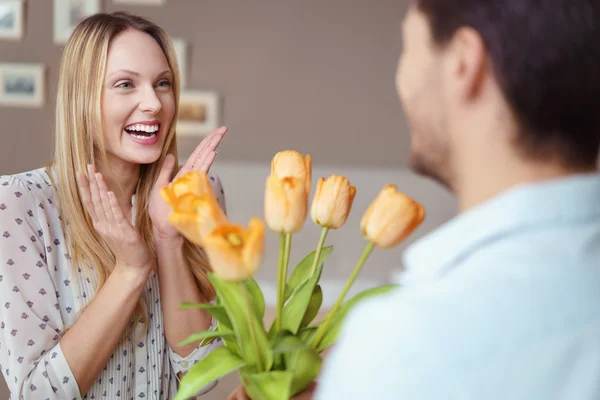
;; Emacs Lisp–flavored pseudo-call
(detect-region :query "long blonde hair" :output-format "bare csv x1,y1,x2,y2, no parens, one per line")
47,12,215,336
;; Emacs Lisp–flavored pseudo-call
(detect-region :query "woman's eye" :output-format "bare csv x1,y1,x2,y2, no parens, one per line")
116,81,132,88
157,80,172,88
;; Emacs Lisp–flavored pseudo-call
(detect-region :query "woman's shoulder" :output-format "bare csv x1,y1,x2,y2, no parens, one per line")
0,167,55,207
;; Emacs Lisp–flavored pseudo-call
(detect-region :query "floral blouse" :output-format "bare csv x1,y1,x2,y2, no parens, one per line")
0,168,226,400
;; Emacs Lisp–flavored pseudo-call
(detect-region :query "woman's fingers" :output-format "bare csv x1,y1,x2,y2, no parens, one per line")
108,191,134,232
95,172,118,226
76,171,98,222
88,165,109,223
176,127,226,178
195,150,216,173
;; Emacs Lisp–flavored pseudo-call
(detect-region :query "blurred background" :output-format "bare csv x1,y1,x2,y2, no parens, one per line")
0,0,457,397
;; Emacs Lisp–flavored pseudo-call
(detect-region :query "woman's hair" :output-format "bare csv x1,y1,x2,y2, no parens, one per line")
48,12,215,337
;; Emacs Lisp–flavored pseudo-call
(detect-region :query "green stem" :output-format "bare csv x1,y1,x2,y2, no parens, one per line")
276,233,292,331
276,233,286,331
242,280,263,371
283,233,292,276
310,227,329,277
311,241,374,349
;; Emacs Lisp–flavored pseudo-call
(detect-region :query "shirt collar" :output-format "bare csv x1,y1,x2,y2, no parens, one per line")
401,172,600,284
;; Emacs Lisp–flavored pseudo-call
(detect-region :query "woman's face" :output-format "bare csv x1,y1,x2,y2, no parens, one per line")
101,29,175,167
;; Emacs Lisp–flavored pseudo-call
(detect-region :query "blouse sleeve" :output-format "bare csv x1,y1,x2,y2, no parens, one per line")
0,176,80,399
208,172,226,216
167,316,223,396
166,171,226,397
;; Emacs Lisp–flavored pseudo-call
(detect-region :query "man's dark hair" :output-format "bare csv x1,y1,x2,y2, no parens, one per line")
416,0,600,168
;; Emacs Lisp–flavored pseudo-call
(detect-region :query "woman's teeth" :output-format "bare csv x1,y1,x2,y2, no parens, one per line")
124,124,159,139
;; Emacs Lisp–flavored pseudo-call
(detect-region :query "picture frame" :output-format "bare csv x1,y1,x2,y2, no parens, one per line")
0,62,46,108
113,0,166,4
0,0,24,40
176,90,221,137
53,0,100,44
172,37,188,88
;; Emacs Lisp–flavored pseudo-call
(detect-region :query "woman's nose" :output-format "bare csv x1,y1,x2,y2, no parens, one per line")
138,86,162,114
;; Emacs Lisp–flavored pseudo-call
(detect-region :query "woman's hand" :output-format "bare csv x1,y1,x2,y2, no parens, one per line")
148,126,227,242
76,165,153,273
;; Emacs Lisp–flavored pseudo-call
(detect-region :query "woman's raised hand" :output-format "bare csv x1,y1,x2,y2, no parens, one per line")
148,126,227,241
76,165,154,272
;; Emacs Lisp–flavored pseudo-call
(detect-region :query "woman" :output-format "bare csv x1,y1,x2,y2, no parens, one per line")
0,12,226,399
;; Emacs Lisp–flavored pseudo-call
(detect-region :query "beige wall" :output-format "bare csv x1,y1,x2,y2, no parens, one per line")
0,0,457,398
0,0,412,175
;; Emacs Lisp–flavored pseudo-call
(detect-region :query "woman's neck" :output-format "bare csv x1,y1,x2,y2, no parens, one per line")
95,156,140,214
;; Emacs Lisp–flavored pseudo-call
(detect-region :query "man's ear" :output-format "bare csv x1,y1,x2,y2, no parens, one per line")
444,26,488,100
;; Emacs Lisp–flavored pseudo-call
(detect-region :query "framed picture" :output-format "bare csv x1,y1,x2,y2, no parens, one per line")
113,0,165,4
0,0,24,40
172,38,188,88
53,0,100,44
0,63,45,107
176,90,220,137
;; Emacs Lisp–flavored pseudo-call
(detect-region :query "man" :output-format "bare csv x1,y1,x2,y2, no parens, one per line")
315,0,600,399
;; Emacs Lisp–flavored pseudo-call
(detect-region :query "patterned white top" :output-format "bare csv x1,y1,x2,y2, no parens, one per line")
0,168,226,400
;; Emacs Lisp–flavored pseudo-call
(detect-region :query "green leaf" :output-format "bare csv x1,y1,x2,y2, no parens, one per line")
271,332,310,354
179,303,232,330
217,320,240,355
285,246,333,300
297,326,318,344
280,335,322,396
209,274,274,371
300,285,323,328
178,330,234,347
280,266,322,334
174,347,245,400
316,284,398,352
241,370,293,400
245,277,265,320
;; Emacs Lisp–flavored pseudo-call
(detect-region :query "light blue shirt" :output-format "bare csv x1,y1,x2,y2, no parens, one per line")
316,173,600,400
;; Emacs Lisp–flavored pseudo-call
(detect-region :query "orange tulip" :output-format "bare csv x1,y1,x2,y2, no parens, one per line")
311,175,356,229
360,185,425,248
271,150,312,196
160,172,227,245
162,171,218,205
264,175,308,233
202,218,265,281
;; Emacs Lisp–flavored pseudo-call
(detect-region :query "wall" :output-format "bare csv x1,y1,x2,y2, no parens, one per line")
0,0,413,174
0,0,458,398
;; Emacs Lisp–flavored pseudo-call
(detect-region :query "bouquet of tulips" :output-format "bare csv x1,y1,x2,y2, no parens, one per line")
161,150,425,400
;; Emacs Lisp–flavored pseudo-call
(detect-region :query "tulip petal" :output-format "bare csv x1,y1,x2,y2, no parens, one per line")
168,213,204,246
264,175,307,233
242,218,265,275
271,150,312,196
191,196,229,238
160,186,178,209
173,171,217,199
303,154,312,195
361,185,425,249
311,175,355,229
203,219,265,282
203,226,249,281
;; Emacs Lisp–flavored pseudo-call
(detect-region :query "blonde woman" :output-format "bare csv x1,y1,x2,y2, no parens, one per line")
0,12,226,399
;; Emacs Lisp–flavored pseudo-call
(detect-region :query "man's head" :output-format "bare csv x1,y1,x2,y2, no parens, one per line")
396,0,600,190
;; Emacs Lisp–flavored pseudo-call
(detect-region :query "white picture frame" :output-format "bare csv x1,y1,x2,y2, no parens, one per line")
0,62,45,107
53,0,100,44
172,38,188,88
176,90,220,137
0,0,24,40
113,0,165,4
